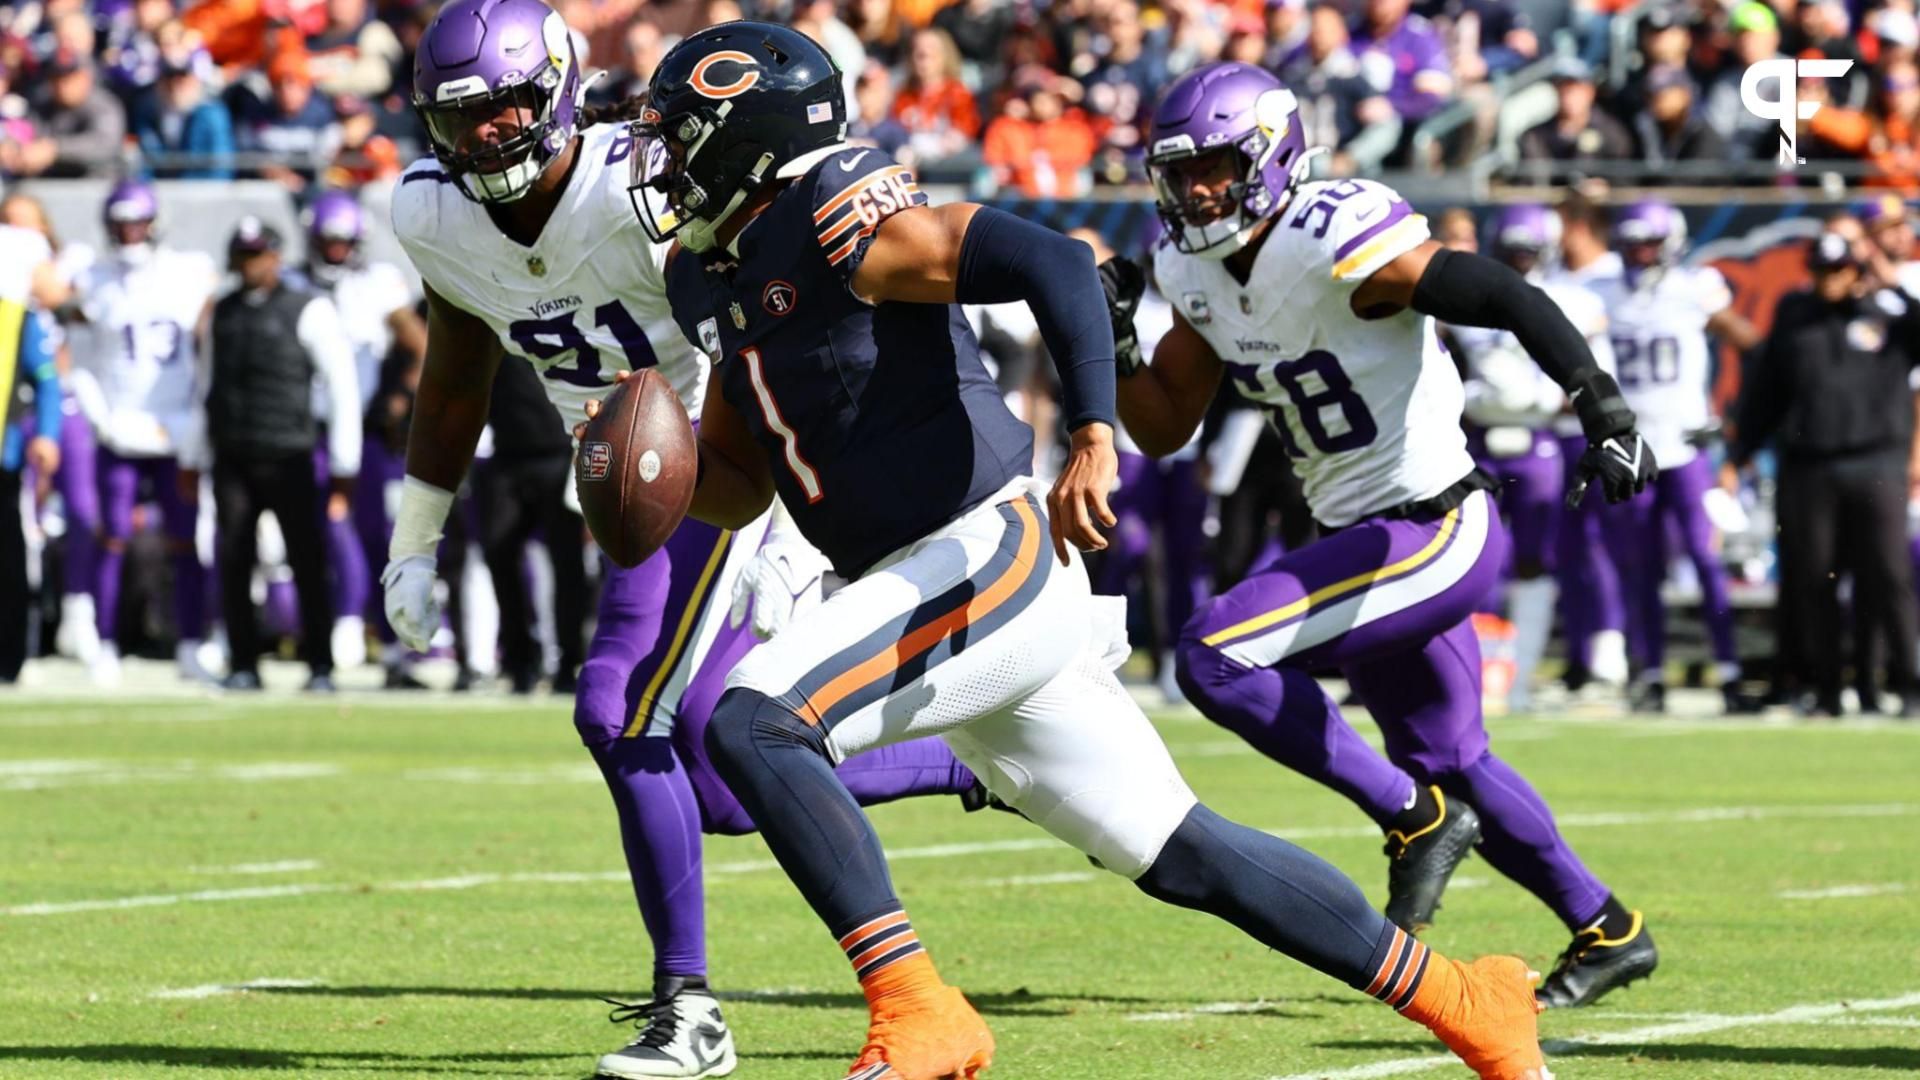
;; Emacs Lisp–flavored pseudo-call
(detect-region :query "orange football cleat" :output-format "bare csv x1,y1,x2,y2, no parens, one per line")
842,985,995,1080
1418,955,1554,1080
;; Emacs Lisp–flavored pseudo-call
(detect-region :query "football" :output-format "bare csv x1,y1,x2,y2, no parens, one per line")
574,370,697,569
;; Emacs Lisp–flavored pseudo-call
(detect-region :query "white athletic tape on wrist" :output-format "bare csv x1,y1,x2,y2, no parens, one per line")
389,477,455,561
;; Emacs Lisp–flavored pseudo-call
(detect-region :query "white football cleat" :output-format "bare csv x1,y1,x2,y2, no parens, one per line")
596,981,737,1079
56,594,100,662
331,616,368,670
176,639,220,685
89,642,122,688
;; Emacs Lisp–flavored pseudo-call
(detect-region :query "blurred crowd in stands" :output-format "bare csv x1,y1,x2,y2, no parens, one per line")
9,0,1920,199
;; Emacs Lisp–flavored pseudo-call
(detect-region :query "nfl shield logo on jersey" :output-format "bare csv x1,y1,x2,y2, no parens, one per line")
1239,295,1253,315
730,301,747,329
527,255,547,278
580,441,612,481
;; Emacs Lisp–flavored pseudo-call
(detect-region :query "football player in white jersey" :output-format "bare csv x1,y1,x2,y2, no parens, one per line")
1450,205,1614,713
65,181,218,686
303,192,427,671
381,3,983,1074
1544,193,1629,692
1588,199,1760,713
1113,62,1659,1007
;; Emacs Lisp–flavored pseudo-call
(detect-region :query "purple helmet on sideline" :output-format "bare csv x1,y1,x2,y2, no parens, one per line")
1489,203,1560,272
1146,62,1311,260
103,179,159,259
411,0,583,204
1611,198,1687,269
305,191,365,285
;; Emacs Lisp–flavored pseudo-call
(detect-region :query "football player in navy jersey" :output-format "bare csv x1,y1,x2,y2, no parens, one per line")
593,21,1552,1080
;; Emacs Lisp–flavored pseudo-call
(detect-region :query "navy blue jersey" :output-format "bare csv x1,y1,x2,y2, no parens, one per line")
666,148,1034,578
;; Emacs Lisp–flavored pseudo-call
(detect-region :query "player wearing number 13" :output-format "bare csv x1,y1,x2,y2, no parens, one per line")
639,23,1554,1080
1112,61,1660,1008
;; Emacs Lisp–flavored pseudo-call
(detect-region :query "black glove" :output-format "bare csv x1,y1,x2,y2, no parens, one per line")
1097,255,1146,375
1566,372,1659,507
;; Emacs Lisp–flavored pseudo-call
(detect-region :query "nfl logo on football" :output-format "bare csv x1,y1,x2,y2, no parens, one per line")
580,440,613,481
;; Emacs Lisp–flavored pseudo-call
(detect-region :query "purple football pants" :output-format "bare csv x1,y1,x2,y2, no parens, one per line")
1601,453,1739,673
58,409,98,597
1478,434,1562,579
1177,489,1612,929
355,437,408,646
1555,433,1626,669
315,445,370,627
576,514,977,979
93,448,206,644
1095,452,1211,650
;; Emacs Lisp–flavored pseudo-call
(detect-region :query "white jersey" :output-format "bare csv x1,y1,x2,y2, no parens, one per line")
1588,264,1730,467
1546,250,1623,291
1153,179,1474,527
71,247,220,457
1453,281,1611,438
391,123,705,429
318,260,414,411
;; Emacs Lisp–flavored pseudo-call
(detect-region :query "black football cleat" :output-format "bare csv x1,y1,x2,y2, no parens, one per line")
1539,911,1659,1008
1382,787,1481,934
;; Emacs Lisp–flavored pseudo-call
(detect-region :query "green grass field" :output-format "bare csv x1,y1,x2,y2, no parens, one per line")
3,688,1918,1079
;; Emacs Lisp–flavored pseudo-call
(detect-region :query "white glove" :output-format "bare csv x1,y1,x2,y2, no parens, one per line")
381,554,441,653
728,539,832,642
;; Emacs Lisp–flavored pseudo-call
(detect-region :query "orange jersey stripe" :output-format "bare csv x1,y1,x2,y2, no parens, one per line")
827,224,876,267
838,910,910,951
800,498,1042,726
1364,928,1408,997
813,166,911,225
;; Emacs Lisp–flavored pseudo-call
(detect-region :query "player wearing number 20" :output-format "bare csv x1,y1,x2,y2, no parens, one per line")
1588,199,1758,714
387,3,979,1076
1112,61,1660,1008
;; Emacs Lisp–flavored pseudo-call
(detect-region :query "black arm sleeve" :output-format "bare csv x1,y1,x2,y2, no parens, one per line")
1410,247,1633,439
955,207,1116,432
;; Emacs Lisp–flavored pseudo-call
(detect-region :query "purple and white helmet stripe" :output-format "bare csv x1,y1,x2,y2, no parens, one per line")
103,180,158,226
307,191,365,244
1145,62,1312,259
1489,203,1559,266
1611,198,1687,264
412,0,583,204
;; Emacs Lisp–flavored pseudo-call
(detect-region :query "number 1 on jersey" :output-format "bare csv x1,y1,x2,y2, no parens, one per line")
739,346,824,503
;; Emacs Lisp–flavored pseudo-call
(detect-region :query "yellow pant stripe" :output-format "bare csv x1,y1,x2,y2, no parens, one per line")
621,529,734,739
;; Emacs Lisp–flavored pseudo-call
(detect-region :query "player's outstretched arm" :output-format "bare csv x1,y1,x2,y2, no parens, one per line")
406,284,502,492
1116,308,1224,458
852,202,1119,564
1356,239,1657,506
382,284,502,651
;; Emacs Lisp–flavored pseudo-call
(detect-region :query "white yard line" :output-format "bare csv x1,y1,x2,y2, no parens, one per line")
1128,1000,1285,1022
0,759,342,791
150,978,325,1000
980,872,1100,888
9,802,1918,917
1264,992,1920,1080
189,860,323,875
1777,883,1910,901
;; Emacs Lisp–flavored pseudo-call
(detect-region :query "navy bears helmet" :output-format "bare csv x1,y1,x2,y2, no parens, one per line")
630,21,847,253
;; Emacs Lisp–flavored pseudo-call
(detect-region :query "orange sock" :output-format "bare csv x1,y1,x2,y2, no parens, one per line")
839,909,943,1007
1361,926,1459,1025
1399,948,1466,1029
859,950,945,1008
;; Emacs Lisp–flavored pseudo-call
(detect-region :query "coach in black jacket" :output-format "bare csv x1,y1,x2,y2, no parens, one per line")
1729,231,1920,716
196,217,360,692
